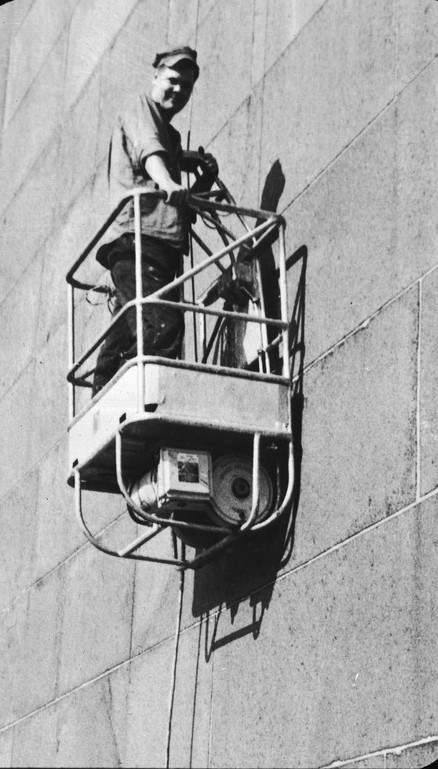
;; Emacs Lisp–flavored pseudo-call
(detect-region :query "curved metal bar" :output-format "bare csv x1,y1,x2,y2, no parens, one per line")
139,297,289,328
240,432,261,532
66,189,166,289
252,439,294,531
133,193,145,413
188,194,285,223
73,469,185,565
146,218,278,301
181,531,240,571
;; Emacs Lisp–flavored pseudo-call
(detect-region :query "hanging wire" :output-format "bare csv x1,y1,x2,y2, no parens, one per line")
166,540,186,768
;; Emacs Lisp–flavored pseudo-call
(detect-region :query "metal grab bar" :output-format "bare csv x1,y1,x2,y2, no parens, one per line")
66,188,281,288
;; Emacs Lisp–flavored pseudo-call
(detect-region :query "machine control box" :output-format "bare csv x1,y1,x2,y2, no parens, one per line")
158,448,212,505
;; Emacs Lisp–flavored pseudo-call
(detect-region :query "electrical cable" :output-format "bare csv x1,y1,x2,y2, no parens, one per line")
165,541,186,767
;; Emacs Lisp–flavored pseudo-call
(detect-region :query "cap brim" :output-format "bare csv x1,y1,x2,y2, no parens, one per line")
160,53,198,70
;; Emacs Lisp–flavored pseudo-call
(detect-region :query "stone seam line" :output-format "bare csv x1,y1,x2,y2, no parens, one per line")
320,733,438,769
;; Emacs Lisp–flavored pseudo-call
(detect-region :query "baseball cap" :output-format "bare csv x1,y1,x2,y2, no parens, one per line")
153,46,199,80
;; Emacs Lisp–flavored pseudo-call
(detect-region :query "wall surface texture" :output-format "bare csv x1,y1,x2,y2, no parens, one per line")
0,1,437,767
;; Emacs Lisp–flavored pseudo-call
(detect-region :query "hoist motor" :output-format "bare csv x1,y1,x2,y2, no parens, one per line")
129,447,274,539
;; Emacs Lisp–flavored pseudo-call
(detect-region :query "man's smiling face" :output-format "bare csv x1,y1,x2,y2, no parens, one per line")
151,64,196,117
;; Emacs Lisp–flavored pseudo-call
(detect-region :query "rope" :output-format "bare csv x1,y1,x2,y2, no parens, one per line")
165,541,186,767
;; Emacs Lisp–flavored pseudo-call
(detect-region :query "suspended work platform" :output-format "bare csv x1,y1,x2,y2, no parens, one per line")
66,170,293,569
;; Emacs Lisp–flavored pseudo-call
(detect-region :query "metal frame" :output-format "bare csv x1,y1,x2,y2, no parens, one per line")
67,186,293,570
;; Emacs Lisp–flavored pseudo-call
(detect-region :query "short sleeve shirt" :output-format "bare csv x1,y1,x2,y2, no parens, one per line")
103,94,187,251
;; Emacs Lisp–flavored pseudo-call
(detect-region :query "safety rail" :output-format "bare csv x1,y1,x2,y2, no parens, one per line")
66,187,293,570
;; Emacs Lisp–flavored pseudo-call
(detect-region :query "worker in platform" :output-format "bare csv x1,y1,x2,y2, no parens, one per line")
92,46,218,395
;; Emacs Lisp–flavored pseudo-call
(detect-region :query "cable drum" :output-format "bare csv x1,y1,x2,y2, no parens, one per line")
209,454,273,526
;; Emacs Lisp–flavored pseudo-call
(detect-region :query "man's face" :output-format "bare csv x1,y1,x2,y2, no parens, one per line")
151,65,196,116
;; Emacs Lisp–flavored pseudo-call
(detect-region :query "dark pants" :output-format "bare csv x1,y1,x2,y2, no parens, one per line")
92,234,184,395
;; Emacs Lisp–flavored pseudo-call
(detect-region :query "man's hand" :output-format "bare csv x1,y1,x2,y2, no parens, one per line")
161,180,189,206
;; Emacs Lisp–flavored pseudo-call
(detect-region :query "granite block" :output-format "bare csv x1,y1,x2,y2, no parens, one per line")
0,130,61,299
293,288,418,567
0,33,67,200
394,62,438,289
10,706,58,767
32,439,84,580
65,0,138,109
0,466,39,607
97,0,168,164
55,665,130,767
11,568,64,719
259,0,396,209
0,728,13,768
0,255,43,400
131,533,196,655
125,640,182,767
167,0,198,49
0,595,28,727
0,361,36,499
29,323,69,466
284,60,438,365
57,69,101,215
419,267,438,495
36,180,106,349
189,2,257,147
4,0,72,126
207,82,264,209
167,623,210,769
57,516,135,693
396,0,437,90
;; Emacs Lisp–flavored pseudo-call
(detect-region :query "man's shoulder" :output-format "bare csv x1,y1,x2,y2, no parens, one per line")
117,92,153,120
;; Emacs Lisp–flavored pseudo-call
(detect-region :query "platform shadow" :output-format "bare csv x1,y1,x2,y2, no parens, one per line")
191,162,307,653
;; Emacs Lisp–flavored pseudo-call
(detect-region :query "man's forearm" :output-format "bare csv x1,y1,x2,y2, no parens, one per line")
144,153,188,205
144,153,175,189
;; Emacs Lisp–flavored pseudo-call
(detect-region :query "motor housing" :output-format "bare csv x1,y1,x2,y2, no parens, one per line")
129,448,274,543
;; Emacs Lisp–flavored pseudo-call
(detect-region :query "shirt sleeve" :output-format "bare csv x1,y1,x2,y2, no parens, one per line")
120,95,169,172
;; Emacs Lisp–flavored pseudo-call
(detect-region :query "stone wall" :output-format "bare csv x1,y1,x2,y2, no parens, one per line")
0,1,437,767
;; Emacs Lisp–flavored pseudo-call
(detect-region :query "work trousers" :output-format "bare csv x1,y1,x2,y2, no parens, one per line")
92,234,184,395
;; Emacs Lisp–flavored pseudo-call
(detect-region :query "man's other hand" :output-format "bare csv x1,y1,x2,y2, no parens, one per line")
162,181,189,206
201,152,219,178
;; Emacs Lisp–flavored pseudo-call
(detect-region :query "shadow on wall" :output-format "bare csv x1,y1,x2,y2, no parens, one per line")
191,161,307,657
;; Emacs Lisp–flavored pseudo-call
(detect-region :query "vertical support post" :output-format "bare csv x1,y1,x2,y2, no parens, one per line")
189,230,198,362
134,191,145,413
200,313,207,361
255,259,271,375
67,282,75,420
278,224,290,380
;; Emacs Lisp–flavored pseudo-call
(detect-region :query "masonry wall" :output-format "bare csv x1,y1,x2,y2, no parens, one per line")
0,1,437,767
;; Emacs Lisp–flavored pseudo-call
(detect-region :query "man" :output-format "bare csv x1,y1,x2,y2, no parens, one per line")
92,46,218,395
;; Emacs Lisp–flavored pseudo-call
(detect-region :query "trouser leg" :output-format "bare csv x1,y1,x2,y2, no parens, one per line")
92,293,133,396
111,240,184,361
92,235,184,395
